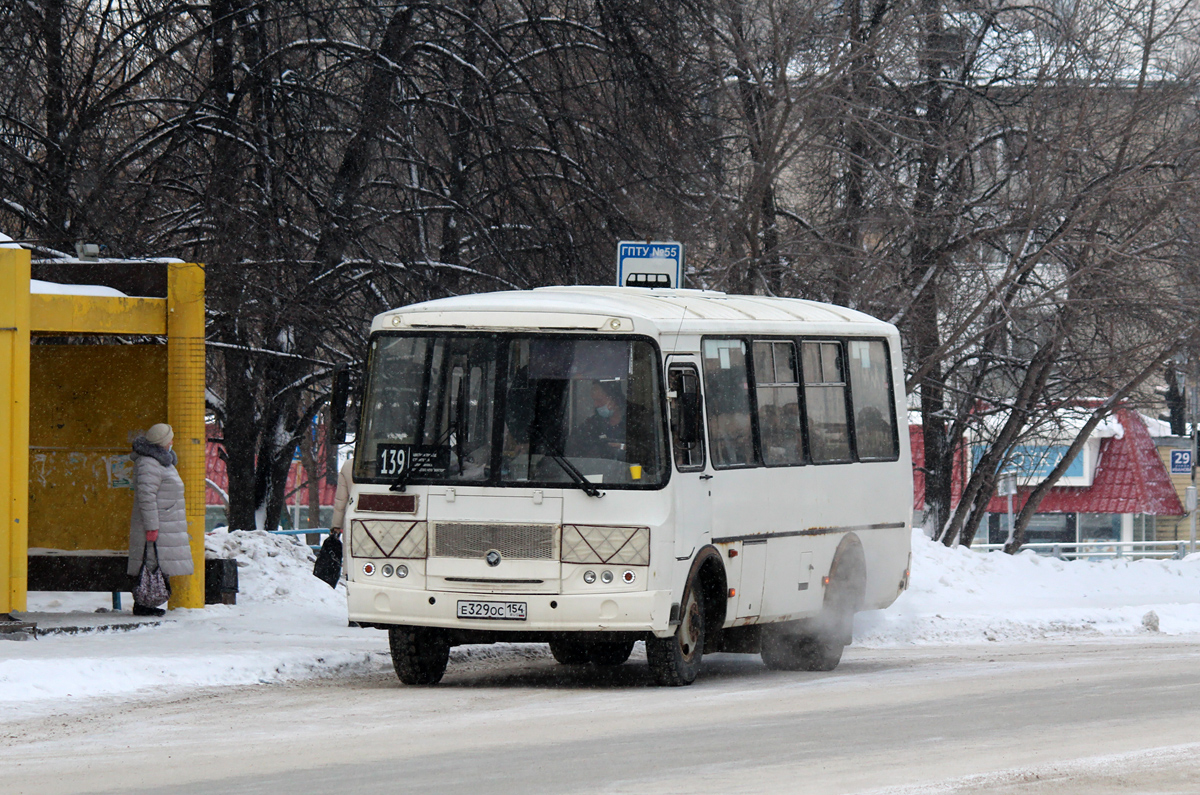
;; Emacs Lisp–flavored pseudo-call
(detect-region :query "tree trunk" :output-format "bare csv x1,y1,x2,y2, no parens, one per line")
41,0,69,249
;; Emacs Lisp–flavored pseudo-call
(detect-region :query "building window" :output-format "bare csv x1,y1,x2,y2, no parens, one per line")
1078,513,1119,542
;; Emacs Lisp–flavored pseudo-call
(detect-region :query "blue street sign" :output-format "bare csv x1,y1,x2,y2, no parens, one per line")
1170,448,1192,475
617,241,682,288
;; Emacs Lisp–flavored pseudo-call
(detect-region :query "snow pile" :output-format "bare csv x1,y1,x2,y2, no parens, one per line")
0,531,387,711
855,529,1200,645
204,528,344,610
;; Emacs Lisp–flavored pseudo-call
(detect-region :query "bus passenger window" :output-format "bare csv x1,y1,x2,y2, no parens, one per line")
801,341,851,462
668,366,706,470
848,340,897,460
752,341,803,466
702,339,755,468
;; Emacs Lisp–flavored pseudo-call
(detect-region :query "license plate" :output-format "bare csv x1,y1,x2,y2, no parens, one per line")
456,600,527,621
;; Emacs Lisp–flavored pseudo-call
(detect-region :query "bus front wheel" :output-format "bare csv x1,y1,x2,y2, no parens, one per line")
646,585,705,686
388,626,450,685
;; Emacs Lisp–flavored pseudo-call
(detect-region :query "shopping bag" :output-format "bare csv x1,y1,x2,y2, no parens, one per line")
313,534,343,588
133,543,171,607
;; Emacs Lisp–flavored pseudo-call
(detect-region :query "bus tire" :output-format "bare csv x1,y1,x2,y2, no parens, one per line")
760,623,844,672
388,626,450,685
588,640,635,666
646,582,705,686
762,537,863,672
548,638,591,665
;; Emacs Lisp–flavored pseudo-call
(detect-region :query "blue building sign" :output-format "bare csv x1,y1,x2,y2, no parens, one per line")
973,444,1084,479
1170,448,1192,475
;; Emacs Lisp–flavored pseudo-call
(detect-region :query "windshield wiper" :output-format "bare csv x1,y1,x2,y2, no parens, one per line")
529,425,603,498
389,466,411,492
544,451,604,498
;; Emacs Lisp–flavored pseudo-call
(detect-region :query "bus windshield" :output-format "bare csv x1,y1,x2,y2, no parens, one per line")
355,334,668,489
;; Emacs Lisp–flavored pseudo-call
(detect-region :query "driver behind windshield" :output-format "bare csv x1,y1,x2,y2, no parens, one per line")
571,380,627,460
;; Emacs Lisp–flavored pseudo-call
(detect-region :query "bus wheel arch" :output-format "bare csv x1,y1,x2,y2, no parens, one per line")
647,546,726,686
827,533,867,631
761,534,866,673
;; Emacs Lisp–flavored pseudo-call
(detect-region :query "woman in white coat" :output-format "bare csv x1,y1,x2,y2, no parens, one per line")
127,423,193,616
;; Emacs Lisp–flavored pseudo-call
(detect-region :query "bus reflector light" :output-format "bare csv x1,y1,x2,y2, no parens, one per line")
362,562,375,576
382,564,394,577
822,576,830,586
601,570,614,584
396,564,409,578
622,570,635,583
583,571,597,584
728,588,736,597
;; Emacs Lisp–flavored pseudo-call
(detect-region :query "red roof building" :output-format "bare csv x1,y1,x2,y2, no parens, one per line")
204,424,339,529
911,407,1183,544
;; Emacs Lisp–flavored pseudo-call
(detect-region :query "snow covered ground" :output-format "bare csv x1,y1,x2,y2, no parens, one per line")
2,529,1199,716
856,531,1200,644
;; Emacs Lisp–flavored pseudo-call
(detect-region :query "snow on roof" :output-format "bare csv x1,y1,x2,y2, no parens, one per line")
977,404,1124,443
0,232,21,249
1139,413,1174,438
30,279,128,298
1014,409,1184,516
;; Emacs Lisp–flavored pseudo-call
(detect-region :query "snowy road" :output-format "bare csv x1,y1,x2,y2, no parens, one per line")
6,638,1200,794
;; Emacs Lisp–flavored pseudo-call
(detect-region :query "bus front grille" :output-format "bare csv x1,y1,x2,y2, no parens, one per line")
431,523,558,561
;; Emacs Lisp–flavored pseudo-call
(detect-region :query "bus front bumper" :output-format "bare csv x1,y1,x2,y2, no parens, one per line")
347,582,675,636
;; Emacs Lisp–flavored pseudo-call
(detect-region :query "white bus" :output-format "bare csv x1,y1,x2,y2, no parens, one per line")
339,287,912,686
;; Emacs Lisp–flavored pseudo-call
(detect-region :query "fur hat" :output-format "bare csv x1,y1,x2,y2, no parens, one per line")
145,423,174,446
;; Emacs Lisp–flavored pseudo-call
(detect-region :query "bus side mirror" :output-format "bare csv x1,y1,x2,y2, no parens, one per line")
330,365,351,446
679,387,701,445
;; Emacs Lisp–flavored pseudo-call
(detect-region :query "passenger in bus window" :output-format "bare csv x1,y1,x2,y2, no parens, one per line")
574,380,627,460
715,412,753,465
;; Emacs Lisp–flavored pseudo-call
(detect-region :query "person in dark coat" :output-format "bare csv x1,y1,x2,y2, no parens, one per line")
127,423,192,616
572,381,627,460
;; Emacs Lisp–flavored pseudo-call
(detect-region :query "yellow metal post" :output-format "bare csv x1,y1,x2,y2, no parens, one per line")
0,249,31,613
166,263,206,609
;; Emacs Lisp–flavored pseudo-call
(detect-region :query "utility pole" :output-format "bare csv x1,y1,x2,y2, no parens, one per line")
1190,358,1198,554
1191,425,1197,554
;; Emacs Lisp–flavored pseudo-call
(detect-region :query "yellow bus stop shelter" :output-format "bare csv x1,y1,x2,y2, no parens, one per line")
1,246,206,612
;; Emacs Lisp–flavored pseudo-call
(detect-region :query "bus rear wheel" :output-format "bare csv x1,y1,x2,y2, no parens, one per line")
388,626,450,685
760,622,845,672
548,638,591,665
588,640,635,666
646,585,705,686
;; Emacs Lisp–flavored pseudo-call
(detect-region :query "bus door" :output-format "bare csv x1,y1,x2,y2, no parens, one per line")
666,357,711,562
